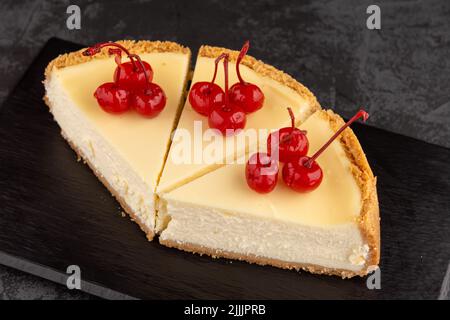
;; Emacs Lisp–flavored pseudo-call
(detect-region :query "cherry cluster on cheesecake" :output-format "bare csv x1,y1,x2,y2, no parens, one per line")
207,54,247,134
82,42,166,118
246,107,304,193
246,109,369,193
188,41,265,135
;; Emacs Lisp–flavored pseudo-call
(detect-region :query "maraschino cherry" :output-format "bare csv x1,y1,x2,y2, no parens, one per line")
83,42,166,117
282,156,323,193
283,109,369,193
245,152,279,193
187,41,265,134
132,58,166,118
189,54,227,116
87,47,132,114
208,54,247,135
229,41,265,113
93,82,130,114
84,42,153,90
267,107,308,162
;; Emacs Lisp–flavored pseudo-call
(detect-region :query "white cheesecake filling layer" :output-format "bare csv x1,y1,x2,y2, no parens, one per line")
45,74,155,231
159,201,368,272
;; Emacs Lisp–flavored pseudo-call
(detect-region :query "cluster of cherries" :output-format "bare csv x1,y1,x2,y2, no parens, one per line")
246,108,369,193
188,41,265,135
83,42,166,118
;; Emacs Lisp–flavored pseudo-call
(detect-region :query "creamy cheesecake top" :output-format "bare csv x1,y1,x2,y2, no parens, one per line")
162,111,362,227
157,55,318,193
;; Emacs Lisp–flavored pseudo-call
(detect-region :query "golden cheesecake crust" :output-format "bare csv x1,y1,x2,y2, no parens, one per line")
199,45,321,117
321,109,380,273
45,40,190,78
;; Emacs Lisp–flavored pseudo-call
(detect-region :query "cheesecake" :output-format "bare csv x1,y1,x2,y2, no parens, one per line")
44,41,379,278
159,110,379,278
156,45,320,230
44,40,191,239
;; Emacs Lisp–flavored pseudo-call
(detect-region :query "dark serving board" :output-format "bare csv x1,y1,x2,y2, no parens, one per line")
0,38,449,300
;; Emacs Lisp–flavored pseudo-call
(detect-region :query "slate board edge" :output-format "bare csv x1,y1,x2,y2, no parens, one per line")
0,251,136,300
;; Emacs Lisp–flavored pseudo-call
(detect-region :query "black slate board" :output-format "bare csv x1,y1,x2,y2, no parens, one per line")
0,38,449,300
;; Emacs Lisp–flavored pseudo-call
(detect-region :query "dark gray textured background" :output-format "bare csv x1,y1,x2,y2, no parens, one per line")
0,0,449,299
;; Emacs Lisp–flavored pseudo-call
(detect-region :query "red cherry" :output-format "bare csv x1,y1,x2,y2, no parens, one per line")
282,156,323,192
189,82,224,116
208,103,246,135
189,53,227,116
207,54,247,135
246,152,279,193
84,42,168,119
84,43,152,90
94,82,130,114
229,41,265,113
282,109,369,193
267,107,308,162
133,83,167,118
229,82,264,113
114,60,153,91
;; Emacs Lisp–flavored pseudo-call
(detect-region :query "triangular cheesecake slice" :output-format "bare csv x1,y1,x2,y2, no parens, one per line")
44,41,191,239
159,110,380,278
156,45,320,230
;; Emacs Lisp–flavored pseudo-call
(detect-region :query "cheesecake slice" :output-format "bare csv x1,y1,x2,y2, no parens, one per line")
159,110,380,278
44,41,191,239
156,45,320,230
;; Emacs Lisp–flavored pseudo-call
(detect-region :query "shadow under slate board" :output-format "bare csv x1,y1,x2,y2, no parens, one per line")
0,38,449,300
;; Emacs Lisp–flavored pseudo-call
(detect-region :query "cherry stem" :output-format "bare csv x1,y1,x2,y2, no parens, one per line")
211,53,228,84
236,40,250,84
279,107,305,145
223,54,230,110
305,109,369,167
108,48,123,82
129,53,150,89
108,48,122,65
278,108,296,144
288,107,295,129
82,42,138,69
